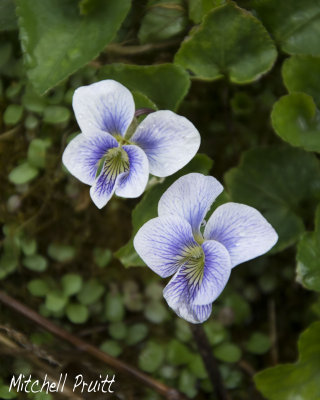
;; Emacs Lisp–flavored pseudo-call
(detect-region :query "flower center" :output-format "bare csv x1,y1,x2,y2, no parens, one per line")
96,147,129,179
180,245,205,287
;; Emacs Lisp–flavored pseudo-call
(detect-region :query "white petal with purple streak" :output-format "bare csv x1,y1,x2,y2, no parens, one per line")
193,240,231,306
133,216,197,278
73,80,135,136
62,131,118,185
204,203,278,268
158,173,223,236
131,111,200,177
115,145,149,198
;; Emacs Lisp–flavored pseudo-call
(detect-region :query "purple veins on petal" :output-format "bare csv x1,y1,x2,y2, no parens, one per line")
204,202,278,268
72,80,135,136
62,131,118,185
131,110,201,177
115,145,149,199
158,173,223,237
90,147,130,209
133,216,198,278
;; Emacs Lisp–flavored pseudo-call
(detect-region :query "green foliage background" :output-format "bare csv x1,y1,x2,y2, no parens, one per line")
1,0,320,399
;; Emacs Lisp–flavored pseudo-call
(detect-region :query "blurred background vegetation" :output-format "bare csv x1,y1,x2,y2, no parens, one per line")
1,0,320,399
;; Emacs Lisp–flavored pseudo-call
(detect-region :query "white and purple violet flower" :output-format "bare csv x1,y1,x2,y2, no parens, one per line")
134,173,278,324
62,80,200,208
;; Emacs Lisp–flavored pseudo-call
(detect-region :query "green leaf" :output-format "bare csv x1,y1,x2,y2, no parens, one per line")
98,63,190,110
23,254,48,272
0,235,20,279
253,0,320,56
214,343,242,363
132,91,158,111
138,0,188,44
93,248,112,268
9,162,39,185
77,279,105,305
66,303,89,323
100,340,122,357
45,291,68,312
271,93,320,153
22,85,47,113
28,139,49,169
104,293,124,322
0,0,17,32
175,2,277,83
203,320,229,346
20,237,37,256
61,273,83,296
126,324,149,346
144,301,169,324
188,0,225,23
78,0,101,15
0,383,17,399
27,279,49,297
178,369,197,398
246,332,271,355
16,0,131,94
167,340,193,366
282,56,320,107
188,354,207,379
43,106,70,124
116,154,213,267
297,204,320,292
47,243,76,262
4,104,23,125
139,341,165,373
254,322,320,400
108,322,128,340
224,146,320,251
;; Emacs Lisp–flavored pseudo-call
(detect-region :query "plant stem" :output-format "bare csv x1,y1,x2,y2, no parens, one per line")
190,324,231,400
0,290,185,400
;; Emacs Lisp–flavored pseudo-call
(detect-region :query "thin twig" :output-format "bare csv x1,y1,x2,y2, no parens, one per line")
0,290,185,400
0,125,21,141
190,324,231,400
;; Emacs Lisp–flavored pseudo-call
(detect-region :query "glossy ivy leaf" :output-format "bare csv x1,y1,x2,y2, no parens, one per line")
282,55,320,107
296,204,320,293
16,0,130,94
225,146,320,252
175,3,277,83
271,93,320,153
188,0,225,23
254,322,320,400
253,0,320,56
138,0,188,44
115,154,213,267
98,63,190,111
0,0,17,32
